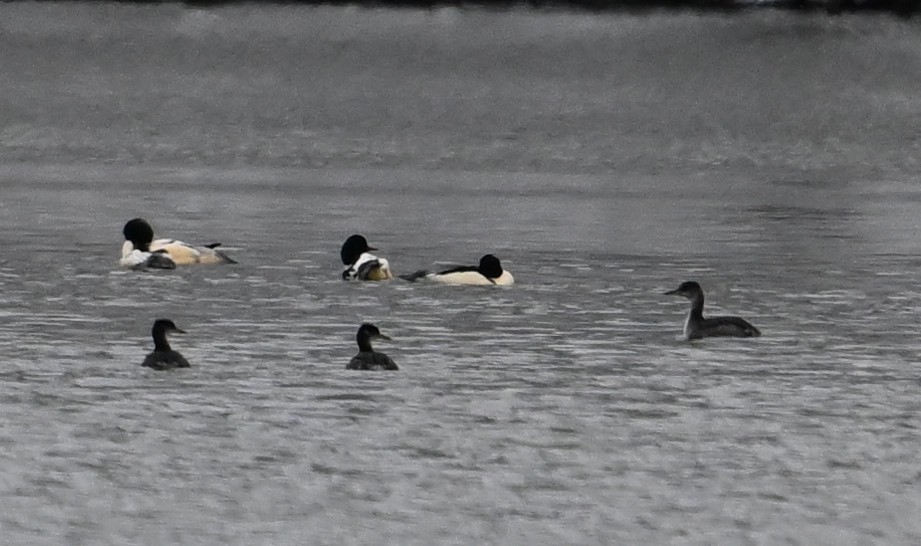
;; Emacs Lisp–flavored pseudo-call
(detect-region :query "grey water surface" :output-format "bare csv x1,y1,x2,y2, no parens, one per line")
1,4,920,544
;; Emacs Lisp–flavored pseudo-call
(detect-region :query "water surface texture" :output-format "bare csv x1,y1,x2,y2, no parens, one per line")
1,4,921,544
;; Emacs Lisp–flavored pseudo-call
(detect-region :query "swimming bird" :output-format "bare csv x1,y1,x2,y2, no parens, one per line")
141,319,191,370
122,248,177,270
120,218,235,269
347,323,398,370
341,234,393,281
400,254,514,286
665,281,761,340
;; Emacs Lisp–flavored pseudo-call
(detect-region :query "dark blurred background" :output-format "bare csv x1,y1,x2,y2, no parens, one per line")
114,0,921,17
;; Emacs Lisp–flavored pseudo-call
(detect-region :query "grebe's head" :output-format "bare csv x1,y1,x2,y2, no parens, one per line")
152,319,186,336
665,281,703,299
357,323,390,342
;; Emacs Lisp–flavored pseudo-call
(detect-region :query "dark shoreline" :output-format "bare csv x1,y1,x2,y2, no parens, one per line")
32,0,907,16
96,0,919,16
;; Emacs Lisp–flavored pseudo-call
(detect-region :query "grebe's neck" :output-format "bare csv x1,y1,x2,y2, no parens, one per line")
689,291,705,319
152,328,172,351
357,333,374,353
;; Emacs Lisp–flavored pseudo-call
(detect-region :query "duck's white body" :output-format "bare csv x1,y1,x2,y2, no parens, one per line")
120,244,156,268
149,238,228,265
427,269,514,286
340,235,393,281
119,242,176,269
120,218,235,269
402,254,513,286
120,239,228,267
344,252,393,281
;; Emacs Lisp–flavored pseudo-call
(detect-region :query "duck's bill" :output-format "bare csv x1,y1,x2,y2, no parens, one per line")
171,328,187,334
664,289,680,295
375,334,392,341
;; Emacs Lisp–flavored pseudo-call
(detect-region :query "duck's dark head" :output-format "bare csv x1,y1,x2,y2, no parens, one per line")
478,254,504,279
124,218,155,252
665,281,703,299
341,234,377,265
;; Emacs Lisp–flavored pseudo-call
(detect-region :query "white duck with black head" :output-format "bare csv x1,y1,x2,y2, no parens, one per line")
400,254,514,286
120,218,235,269
340,234,393,281
665,281,761,340
347,323,398,370
141,319,191,370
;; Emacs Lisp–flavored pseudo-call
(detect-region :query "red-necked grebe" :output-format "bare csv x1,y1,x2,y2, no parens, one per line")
347,323,398,370
142,319,191,370
665,281,761,340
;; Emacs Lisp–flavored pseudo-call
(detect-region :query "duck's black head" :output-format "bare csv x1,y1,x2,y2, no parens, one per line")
478,254,504,279
341,234,377,265
124,218,155,251
152,318,186,336
665,281,703,299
